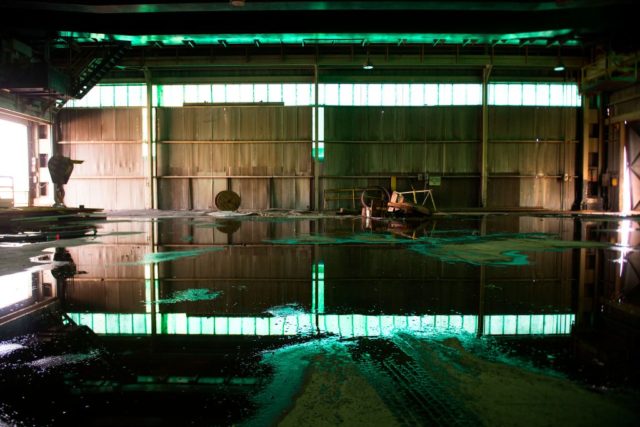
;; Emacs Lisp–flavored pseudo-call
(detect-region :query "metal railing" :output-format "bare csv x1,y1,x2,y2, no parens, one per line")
0,176,15,208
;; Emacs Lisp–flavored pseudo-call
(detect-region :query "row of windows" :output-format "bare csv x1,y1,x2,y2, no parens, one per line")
67,83,581,108
66,312,574,337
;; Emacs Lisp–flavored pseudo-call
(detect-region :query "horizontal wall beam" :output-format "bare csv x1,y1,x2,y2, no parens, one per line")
118,54,586,71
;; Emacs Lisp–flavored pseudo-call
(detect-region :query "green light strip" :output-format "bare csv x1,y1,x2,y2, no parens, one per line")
67,313,574,337
58,31,580,47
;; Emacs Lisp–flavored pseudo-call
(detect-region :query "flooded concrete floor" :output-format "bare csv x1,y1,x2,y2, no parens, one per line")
0,212,639,426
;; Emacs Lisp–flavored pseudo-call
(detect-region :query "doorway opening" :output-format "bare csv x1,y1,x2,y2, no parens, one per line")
0,118,29,207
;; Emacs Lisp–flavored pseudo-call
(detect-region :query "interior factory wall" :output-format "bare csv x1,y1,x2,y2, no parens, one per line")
487,107,578,210
320,106,481,208
606,84,640,213
58,82,581,211
58,107,146,210
156,106,312,210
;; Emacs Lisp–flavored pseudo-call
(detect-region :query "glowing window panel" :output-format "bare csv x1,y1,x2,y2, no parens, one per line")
353,314,366,337
322,84,339,105
188,317,202,335
121,314,134,334
366,315,381,336
0,271,32,309
530,314,544,334
339,314,354,337
449,315,463,330
549,85,564,105
462,315,477,334
368,84,382,105
256,317,270,335
240,85,254,103
225,84,241,102
452,84,467,105
407,316,421,332
99,86,115,106
115,86,129,107
503,315,518,335
201,317,215,334
242,317,256,335
269,316,284,335
435,315,451,330
90,313,105,334
508,84,523,105
422,315,436,329
522,84,537,105
284,314,299,335
517,315,531,334
228,317,242,335
380,315,394,335
425,84,439,106
353,85,367,105
66,313,574,337
106,314,120,334
339,84,353,105
492,84,509,105
534,84,550,106
397,84,411,106
215,317,229,335
282,85,296,105
183,85,199,103
382,84,396,105
162,85,184,106
296,84,313,105
410,84,425,106
254,84,268,102
173,313,188,334
393,316,408,330
212,85,226,103
466,84,482,105
438,84,453,105
267,84,283,103
324,314,340,334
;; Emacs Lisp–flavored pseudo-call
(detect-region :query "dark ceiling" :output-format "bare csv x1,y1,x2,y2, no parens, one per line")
1,0,638,48
1,1,638,117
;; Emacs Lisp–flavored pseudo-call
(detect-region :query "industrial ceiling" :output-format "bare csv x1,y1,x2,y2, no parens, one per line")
1,0,639,120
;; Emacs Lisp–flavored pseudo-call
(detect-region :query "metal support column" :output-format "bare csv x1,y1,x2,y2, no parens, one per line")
481,65,491,207
477,215,487,337
144,69,156,210
619,122,627,212
313,64,320,211
581,96,591,209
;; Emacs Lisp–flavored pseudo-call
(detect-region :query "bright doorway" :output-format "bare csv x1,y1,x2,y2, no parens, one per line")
0,118,29,207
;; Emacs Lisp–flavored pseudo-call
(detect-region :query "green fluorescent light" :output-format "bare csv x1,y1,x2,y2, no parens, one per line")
57,31,580,47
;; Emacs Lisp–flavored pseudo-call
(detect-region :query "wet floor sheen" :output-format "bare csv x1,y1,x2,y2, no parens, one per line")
1,213,639,426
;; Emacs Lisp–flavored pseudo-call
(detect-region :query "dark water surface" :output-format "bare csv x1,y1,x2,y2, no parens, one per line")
1,214,639,426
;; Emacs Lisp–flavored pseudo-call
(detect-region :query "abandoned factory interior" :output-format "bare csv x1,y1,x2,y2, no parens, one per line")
1,1,640,426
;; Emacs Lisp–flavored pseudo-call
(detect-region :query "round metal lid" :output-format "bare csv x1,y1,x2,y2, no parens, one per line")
215,190,241,211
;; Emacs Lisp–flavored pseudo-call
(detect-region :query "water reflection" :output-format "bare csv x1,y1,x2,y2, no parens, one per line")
0,214,639,426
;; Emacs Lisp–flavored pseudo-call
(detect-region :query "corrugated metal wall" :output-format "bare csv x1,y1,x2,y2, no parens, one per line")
156,106,312,210
59,108,146,209
321,106,482,209
488,107,578,209
58,103,578,211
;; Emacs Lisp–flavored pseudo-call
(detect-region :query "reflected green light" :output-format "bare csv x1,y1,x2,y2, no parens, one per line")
67,312,574,337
